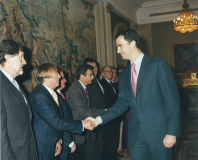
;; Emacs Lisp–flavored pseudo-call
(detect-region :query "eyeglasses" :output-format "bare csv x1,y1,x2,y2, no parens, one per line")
86,73,94,77
103,70,113,73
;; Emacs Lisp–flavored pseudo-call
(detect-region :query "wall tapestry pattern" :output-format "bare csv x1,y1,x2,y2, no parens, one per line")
0,0,96,92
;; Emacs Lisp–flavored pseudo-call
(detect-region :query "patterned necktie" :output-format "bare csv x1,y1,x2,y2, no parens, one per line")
132,63,137,97
53,91,59,106
85,88,87,95
60,92,66,102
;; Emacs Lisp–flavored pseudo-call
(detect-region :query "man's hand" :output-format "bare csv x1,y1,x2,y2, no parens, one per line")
163,134,176,148
86,117,100,127
54,140,62,156
70,143,76,153
82,118,96,130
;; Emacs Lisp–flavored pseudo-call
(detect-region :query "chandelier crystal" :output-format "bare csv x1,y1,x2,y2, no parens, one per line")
173,0,198,33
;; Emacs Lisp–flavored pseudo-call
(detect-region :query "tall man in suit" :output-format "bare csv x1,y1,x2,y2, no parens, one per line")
0,39,38,160
56,68,76,160
100,65,120,160
83,58,108,160
91,29,181,160
29,63,95,160
67,64,105,160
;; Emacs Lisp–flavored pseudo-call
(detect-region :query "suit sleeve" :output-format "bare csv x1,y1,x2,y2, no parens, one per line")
67,89,105,120
157,59,181,136
100,77,130,125
31,93,83,134
1,97,17,160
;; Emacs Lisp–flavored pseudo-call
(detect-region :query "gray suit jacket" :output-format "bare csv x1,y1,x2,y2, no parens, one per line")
66,80,105,144
1,70,38,160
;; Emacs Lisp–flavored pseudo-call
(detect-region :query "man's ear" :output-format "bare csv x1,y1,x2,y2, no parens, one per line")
102,72,104,77
130,40,136,48
4,54,11,64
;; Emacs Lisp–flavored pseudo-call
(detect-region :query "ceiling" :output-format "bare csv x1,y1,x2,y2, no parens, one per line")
95,0,198,24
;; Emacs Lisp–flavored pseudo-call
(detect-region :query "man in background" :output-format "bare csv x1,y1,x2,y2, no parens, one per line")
67,64,105,160
0,39,38,160
83,58,108,160
56,68,76,160
100,65,120,160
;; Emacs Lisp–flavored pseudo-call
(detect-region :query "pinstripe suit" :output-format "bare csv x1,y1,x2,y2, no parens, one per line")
29,84,83,160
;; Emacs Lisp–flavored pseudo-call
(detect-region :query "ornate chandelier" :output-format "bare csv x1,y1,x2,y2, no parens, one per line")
173,0,198,33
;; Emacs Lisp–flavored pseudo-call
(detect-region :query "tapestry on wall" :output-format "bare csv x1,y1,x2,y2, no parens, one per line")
0,0,97,92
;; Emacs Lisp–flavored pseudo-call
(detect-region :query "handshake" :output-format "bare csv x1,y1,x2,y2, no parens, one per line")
82,117,100,130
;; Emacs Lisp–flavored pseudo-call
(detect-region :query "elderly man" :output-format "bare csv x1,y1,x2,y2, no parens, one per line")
29,63,95,160
0,39,38,160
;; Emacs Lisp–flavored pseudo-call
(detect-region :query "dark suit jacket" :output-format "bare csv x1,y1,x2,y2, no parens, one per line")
100,78,118,108
100,54,181,149
66,80,105,144
1,70,38,160
57,92,74,160
86,78,107,109
29,84,82,160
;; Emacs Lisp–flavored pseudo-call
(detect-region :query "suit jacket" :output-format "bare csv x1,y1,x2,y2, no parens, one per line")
1,70,38,160
29,84,82,159
100,78,118,108
66,80,105,144
100,54,181,149
57,92,74,160
86,78,107,109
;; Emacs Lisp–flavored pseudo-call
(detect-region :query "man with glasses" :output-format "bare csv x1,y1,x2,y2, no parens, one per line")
67,64,105,160
100,65,120,160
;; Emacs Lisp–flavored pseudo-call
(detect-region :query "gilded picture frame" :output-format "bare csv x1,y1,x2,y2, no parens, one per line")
171,40,198,75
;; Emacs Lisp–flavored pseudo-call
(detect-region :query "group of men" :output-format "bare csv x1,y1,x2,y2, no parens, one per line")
1,28,181,160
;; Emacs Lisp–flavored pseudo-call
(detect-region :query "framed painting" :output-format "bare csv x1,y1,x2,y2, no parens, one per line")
171,40,198,75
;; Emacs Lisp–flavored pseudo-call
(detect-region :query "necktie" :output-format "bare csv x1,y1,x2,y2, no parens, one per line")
85,88,87,95
53,91,59,106
110,81,113,86
132,63,137,97
60,92,66,102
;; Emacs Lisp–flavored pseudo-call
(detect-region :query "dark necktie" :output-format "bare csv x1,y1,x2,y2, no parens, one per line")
60,92,67,102
85,88,87,95
110,81,113,86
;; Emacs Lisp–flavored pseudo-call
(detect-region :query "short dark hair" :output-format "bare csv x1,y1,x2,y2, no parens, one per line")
83,57,96,64
76,64,94,80
111,66,117,70
115,29,140,49
102,65,112,72
0,39,24,66
35,63,57,84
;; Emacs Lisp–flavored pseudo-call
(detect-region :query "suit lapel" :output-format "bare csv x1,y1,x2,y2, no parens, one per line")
136,54,151,95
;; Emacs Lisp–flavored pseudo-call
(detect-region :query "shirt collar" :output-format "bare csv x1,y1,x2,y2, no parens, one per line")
78,80,86,90
104,78,111,83
56,89,61,94
130,52,144,67
0,69,14,82
43,84,54,95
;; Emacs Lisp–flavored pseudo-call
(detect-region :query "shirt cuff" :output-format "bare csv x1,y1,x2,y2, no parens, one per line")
68,141,74,148
96,116,102,124
81,120,84,131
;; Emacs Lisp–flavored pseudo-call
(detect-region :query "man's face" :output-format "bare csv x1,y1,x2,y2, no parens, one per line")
8,51,26,78
102,67,112,81
111,69,117,81
87,62,97,77
83,69,94,85
116,35,134,60
59,71,67,90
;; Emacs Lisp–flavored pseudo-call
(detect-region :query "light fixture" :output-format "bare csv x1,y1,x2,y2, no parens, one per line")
173,0,198,33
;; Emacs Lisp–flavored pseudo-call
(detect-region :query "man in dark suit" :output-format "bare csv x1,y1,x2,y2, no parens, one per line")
100,65,120,160
66,64,105,160
56,68,76,160
29,63,95,160
0,39,38,160
83,58,108,160
92,29,181,160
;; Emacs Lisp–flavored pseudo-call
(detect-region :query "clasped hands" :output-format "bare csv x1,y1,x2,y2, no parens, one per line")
82,117,99,130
